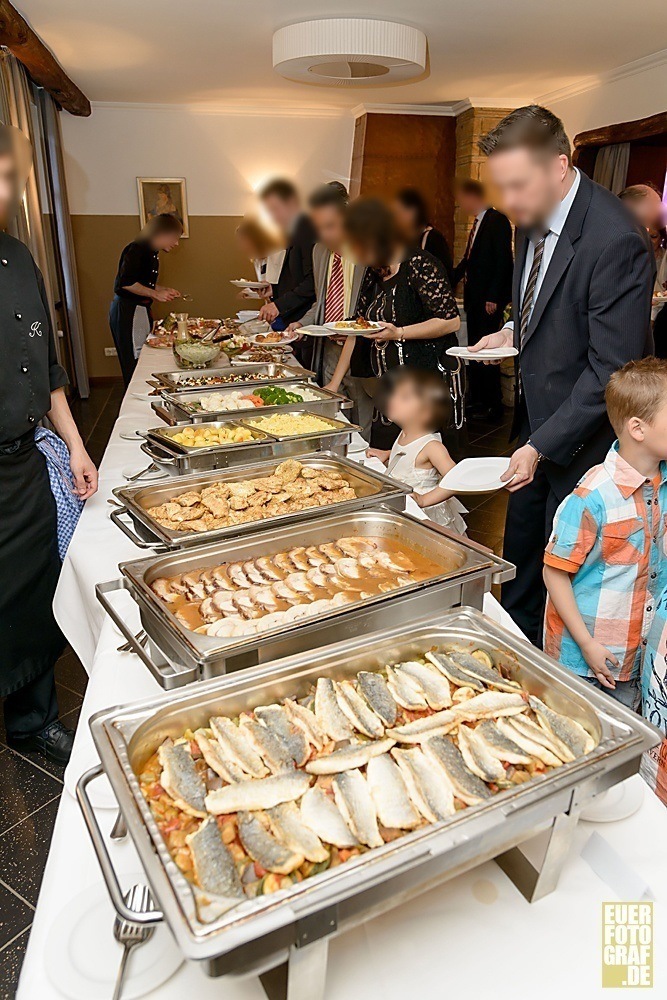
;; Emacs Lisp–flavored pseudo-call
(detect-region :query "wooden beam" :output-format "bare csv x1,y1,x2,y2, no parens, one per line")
0,1,90,116
574,111,667,150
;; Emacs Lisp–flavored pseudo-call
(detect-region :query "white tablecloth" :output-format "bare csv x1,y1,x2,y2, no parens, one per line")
20,345,666,999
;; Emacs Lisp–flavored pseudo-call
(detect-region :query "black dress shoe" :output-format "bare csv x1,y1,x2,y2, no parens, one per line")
8,720,75,764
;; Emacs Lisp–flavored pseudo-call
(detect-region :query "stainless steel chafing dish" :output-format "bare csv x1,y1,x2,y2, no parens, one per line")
98,507,512,688
109,454,409,552
78,607,660,999
139,413,359,475
151,381,350,426
150,362,315,394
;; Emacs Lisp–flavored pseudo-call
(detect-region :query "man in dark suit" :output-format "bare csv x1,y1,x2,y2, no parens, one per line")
471,105,655,643
258,178,317,338
453,179,513,420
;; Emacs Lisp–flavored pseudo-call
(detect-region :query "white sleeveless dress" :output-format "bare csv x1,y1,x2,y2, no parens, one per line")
387,432,468,534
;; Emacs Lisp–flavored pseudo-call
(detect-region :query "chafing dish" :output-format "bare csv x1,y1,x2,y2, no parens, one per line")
150,362,315,394
109,454,409,552
98,507,511,687
140,414,359,475
151,382,350,426
78,606,660,997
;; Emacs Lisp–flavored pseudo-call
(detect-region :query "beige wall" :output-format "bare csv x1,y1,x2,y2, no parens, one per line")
72,214,250,378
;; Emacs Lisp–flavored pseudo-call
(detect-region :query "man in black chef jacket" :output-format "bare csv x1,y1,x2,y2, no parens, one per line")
0,124,98,763
257,178,316,363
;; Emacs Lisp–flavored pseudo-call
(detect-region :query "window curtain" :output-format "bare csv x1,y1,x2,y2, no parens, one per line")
593,143,630,195
0,50,89,396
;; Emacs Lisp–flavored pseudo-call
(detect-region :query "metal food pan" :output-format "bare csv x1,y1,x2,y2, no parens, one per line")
109,453,409,551
151,382,350,426
147,420,272,457
79,606,660,981
97,507,510,687
237,409,356,443
152,363,315,393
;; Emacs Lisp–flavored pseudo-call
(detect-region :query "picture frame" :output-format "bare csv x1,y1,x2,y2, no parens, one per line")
137,177,189,237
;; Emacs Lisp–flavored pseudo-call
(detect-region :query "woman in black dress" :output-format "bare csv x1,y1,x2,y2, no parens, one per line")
0,125,98,763
392,187,455,288
109,213,183,385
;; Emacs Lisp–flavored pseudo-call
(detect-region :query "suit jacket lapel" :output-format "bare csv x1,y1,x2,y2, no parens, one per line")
469,208,492,262
513,231,528,349
313,246,331,324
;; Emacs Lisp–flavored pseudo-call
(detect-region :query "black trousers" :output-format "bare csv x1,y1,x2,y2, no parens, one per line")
109,296,142,387
465,300,503,412
4,668,59,738
653,306,667,359
501,461,560,646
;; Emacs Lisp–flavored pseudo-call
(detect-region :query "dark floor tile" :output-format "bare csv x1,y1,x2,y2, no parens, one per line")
0,883,32,951
60,704,82,733
54,650,88,697
0,751,63,836
0,799,59,907
0,927,30,1000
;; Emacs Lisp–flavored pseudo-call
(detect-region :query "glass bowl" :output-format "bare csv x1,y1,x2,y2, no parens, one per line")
172,339,222,370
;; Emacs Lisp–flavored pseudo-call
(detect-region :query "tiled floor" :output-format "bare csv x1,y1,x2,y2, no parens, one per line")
0,382,513,998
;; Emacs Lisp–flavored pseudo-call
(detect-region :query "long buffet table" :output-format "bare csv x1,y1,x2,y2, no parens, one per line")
18,345,666,999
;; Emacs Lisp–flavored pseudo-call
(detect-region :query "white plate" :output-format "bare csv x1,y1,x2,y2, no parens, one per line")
237,310,260,321
119,430,144,441
122,465,168,482
323,321,385,334
230,279,268,290
440,457,513,493
299,325,334,337
580,778,644,823
130,392,154,402
446,346,518,361
45,880,183,1000
248,332,299,347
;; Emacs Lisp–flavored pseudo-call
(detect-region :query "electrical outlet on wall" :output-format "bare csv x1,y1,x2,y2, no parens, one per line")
105,347,118,357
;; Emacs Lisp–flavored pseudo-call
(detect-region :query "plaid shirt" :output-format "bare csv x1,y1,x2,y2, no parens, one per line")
544,444,667,680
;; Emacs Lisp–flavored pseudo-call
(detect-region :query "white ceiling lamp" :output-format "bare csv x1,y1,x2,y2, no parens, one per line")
273,19,427,87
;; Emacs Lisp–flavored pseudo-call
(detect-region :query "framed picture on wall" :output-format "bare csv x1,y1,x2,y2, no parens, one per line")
137,177,189,237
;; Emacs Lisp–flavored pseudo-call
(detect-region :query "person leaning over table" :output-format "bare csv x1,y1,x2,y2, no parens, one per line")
287,183,375,440
109,213,183,386
469,105,655,646
341,197,460,446
0,124,98,764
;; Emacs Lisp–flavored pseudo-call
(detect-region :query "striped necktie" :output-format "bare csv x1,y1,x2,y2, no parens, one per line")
519,231,549,347
324,252,345,323
463,217,478,260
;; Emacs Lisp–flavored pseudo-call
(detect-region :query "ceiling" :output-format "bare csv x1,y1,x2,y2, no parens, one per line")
15,0,667,110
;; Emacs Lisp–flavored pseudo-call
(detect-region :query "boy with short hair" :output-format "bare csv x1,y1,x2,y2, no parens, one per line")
543,357,667,708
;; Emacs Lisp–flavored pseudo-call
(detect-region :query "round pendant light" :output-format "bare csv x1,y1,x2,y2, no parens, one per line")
273,19,427,87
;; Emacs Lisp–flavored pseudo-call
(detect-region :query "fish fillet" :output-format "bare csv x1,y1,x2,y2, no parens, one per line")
475,720,532,765
510,713,574,762
425,651,485,691
205,771,311,814
158,741,207,818
422,735,492,806
456,724,506,783
194,729,245,783
387,709,459,743
266,802,329,863
283,698,327,750
210,716,269,778
386,664,429,710
300,787,358,848
240,715,296,774
397,661,452,710
447,650,521,693
315,677,354,741
237,812,304,874
356,671,397,726
186,817,244,898
498,719,563,768
335,680,385,738
528,696,595,757
255,705,310,767
366,754,421,830
451,691,527,720
391,747,455,822
332,769,383,848
305,737,396,774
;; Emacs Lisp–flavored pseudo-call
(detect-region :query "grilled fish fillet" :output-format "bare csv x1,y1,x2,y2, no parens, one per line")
335,680,385,738
283,698,327,750
255,705,310,767
266,802,329,863
305,737,396,775
356,671,397,726
425,651,485,691
528,696,595,757
510,713,574,762
315,677,355,741
158,741,207,818
447,650,521,693
456,724,506,783
498,718,563,768
391,747,455,823
366,754,421,830
475,720,532,765
332,769,383,848
386,664,429,711
450,691,527,720
422,735,492,806
186,817,244,898
237,812,304,874
238,713,295,774
300,787,358,848
387,709,459,743
210,716,269,778
397,661,452,710
194,729,245,783
205,771,312,814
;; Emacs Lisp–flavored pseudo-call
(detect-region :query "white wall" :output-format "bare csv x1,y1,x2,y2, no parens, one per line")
547,56,667,139
61,103,355,216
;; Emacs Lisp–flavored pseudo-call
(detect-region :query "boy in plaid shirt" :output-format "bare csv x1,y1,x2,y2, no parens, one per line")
543,358,667,709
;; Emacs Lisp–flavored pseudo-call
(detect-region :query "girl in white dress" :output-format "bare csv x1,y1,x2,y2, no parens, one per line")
367,368,467,533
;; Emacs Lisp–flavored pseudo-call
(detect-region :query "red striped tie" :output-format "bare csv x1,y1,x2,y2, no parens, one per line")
324,253,345,323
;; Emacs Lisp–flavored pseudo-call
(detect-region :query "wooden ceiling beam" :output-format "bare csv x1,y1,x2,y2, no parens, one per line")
0,0,91,116
574,111,667,149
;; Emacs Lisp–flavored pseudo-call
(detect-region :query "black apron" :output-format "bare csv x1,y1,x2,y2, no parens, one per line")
0,431,64,697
